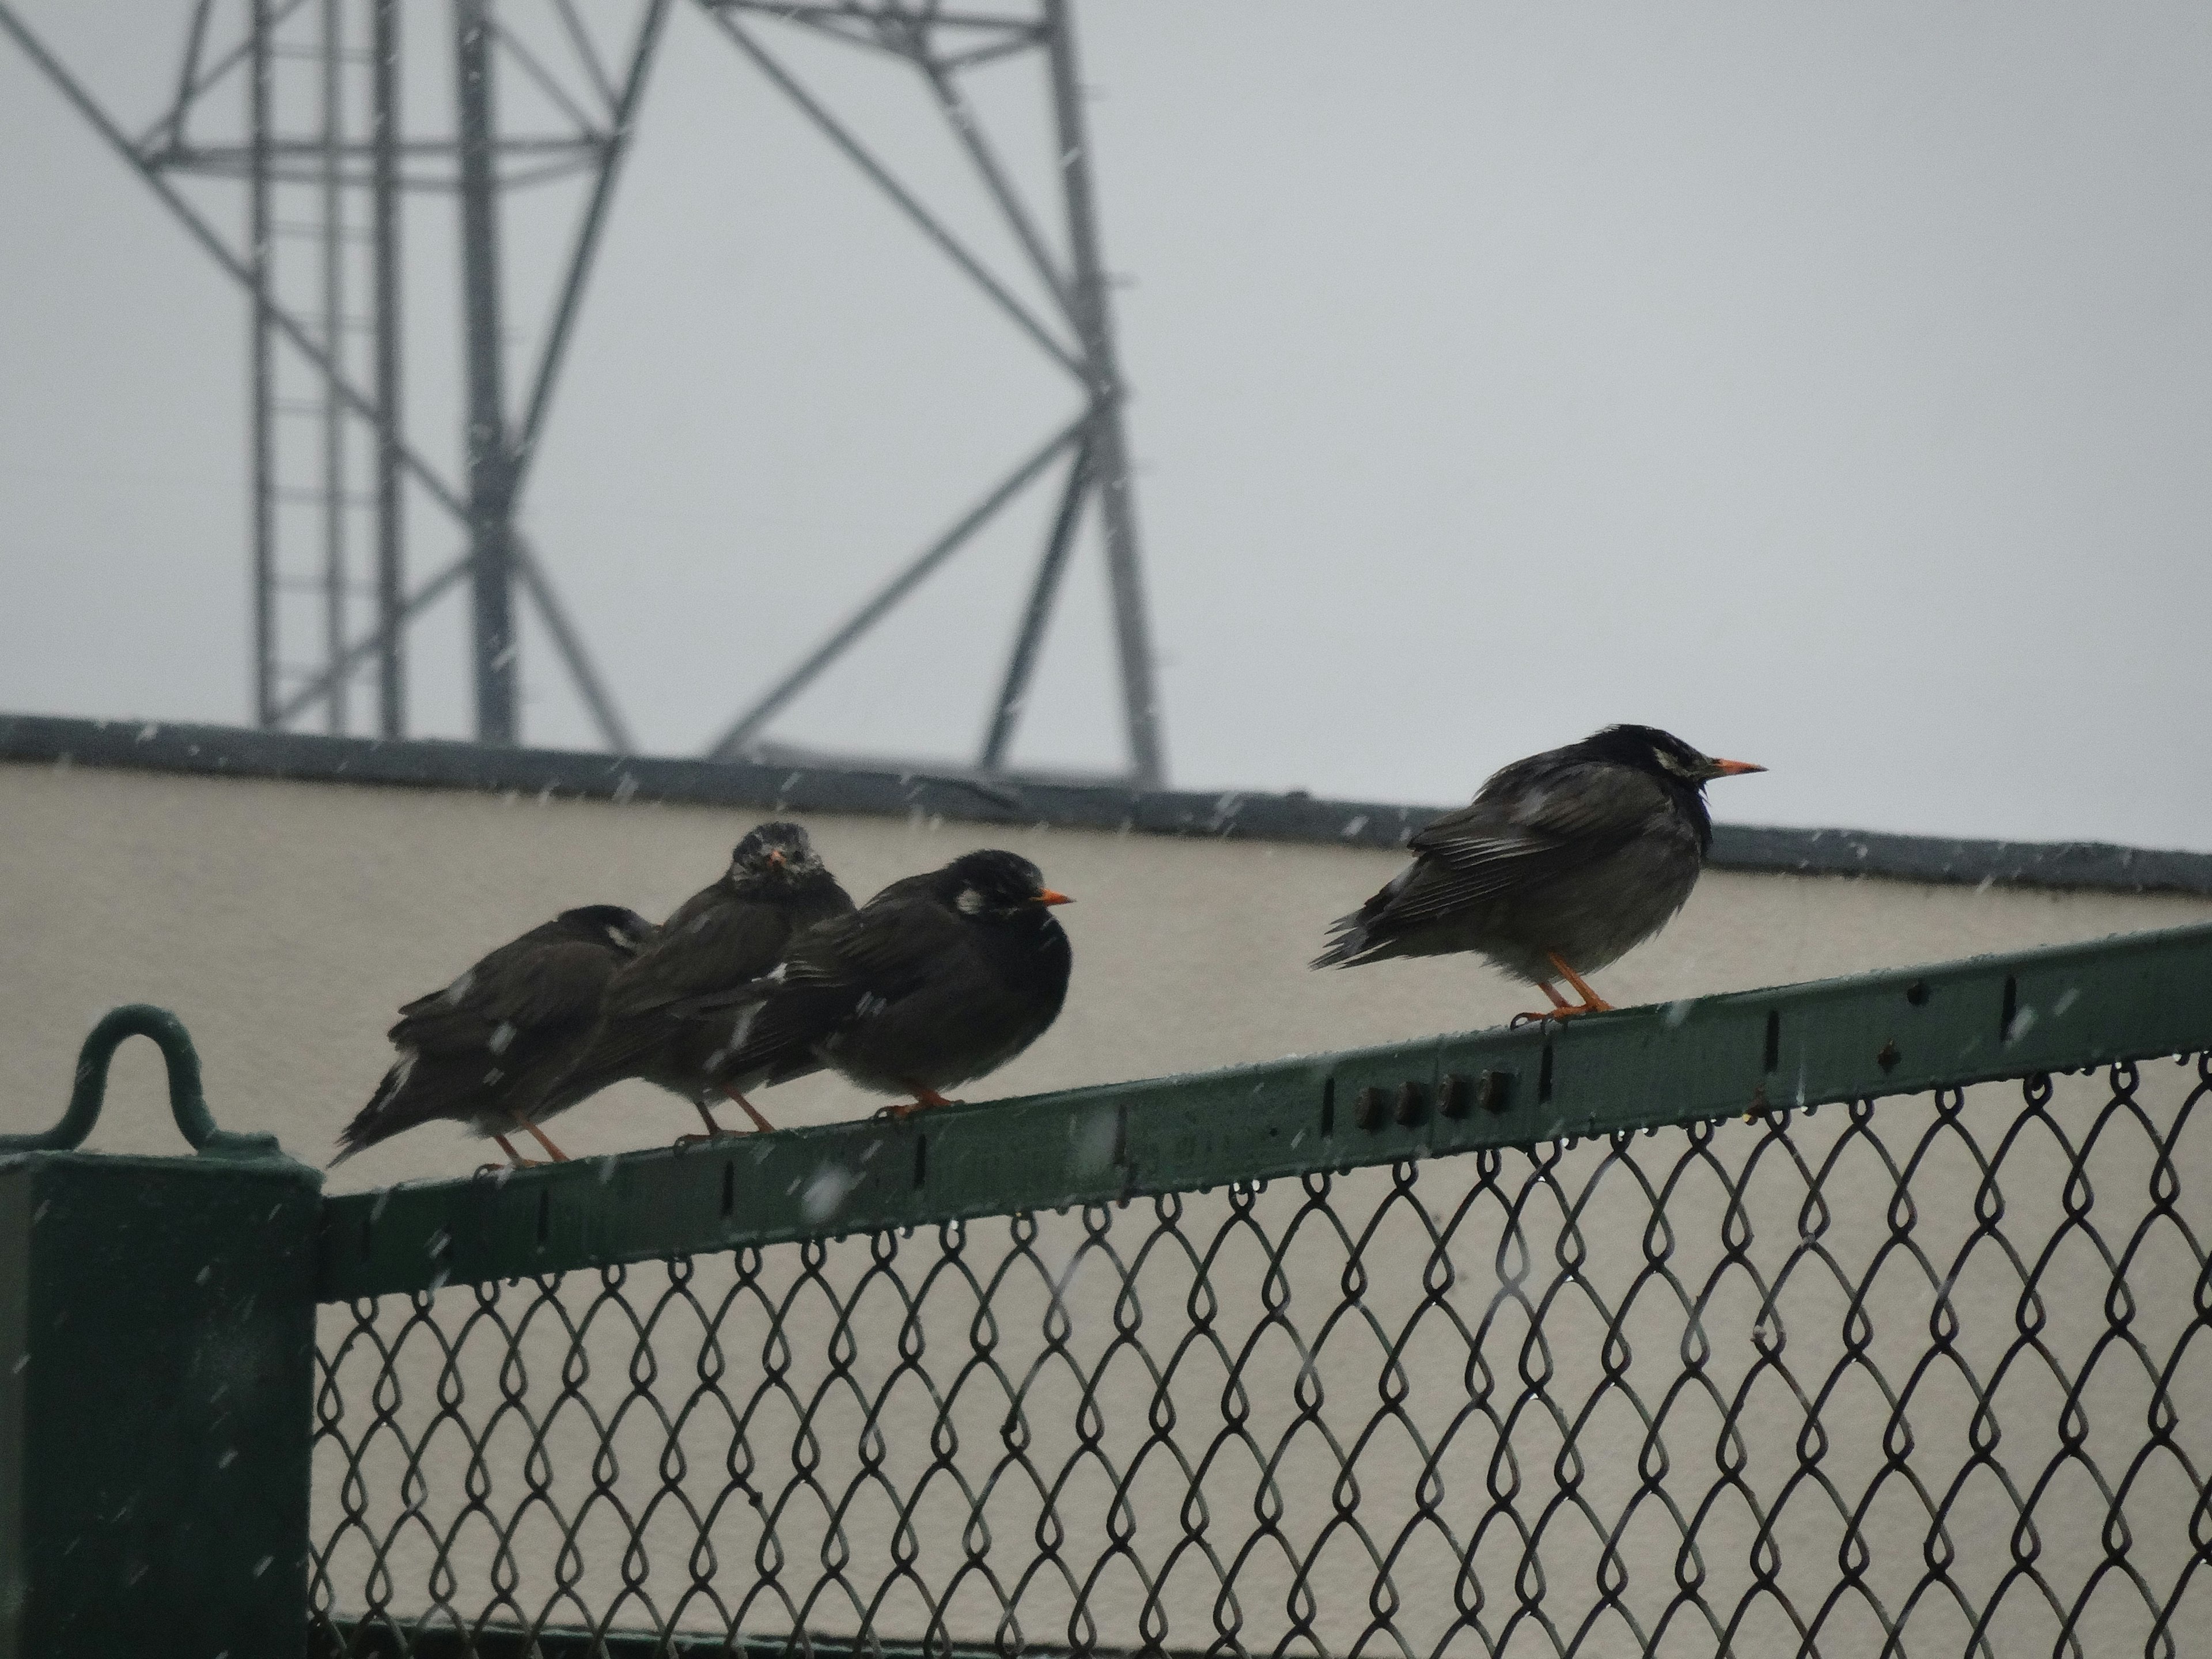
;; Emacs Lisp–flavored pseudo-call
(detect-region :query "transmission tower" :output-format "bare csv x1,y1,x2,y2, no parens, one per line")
1,0,1165,784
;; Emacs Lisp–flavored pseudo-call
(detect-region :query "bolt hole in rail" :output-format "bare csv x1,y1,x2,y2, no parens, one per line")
2,925,2209,1656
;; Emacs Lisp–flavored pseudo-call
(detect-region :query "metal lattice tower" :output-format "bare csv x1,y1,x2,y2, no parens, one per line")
0,1,1165,783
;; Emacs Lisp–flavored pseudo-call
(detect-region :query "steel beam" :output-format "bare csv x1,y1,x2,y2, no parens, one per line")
371,0,404,737
687,1,1165,778
917,52,1076,325
456,0,517,744
981,438,1091,772
1045,0,1164,786
139,0,311,154
515,541,636,754
249,0,275,728
706,412,1089,761
319,0,346,733
0,7,470,518
272,552,471,727
698,4,1085,383
513,0,671,475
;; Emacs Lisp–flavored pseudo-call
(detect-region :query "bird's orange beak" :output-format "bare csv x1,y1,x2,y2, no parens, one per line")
1710,758,1766,777
768,849,786,868
1036,889,1074,906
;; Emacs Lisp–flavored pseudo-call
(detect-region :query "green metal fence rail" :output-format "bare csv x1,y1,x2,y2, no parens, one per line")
316,922,2212,1299
6,926,2211,1657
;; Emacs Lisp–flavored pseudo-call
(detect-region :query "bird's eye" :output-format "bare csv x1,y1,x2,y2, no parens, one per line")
956,887,986,915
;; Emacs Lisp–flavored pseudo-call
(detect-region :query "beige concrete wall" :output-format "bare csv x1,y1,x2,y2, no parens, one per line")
2,758,2206,1175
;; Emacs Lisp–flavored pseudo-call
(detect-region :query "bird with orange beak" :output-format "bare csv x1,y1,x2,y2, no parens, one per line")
677,849,1074,1119
1313,725,1764,1021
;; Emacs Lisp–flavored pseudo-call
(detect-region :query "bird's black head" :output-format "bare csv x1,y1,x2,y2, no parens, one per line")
1581,725,1764,790
936,849,1074,922
729,821,828,886
1577,726,1764,854
558,905,658,955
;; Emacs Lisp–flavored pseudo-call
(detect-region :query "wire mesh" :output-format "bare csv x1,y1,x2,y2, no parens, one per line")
309,1057,2212,1657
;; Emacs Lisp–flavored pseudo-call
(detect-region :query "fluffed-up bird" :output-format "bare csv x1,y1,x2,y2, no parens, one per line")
677,848,1073,1118
1313,725,1763,1021
539,821,854,1138
334,905,658,1166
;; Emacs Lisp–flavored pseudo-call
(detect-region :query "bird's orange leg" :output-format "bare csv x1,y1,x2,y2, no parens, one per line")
481,1131,543,1173
1513,979,1576,1026
674,1099,730,1147
878,1085,956,1121
1544,952,1615,1017
512,1111,570,1162
676,1088,773,1146
721,1083,775,1134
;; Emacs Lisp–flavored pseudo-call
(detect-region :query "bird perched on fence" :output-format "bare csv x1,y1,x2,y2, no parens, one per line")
1313,725,1764,1021
334,905,658,1167
676,848,1073,1118
536,821,854,1138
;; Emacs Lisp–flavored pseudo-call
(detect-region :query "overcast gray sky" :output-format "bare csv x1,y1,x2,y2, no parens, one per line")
4,3,2210,849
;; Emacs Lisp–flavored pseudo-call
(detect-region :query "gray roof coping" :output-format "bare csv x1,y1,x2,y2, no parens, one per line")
6,711,2209,897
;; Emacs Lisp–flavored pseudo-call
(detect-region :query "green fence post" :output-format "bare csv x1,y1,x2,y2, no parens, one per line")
0,1006,321,1659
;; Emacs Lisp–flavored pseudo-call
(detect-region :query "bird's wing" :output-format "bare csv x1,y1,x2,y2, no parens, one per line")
546,892,789,1096
681,897,961,1080
601,889,790,1017
389,935,618,1056
1376,761,1675,930
786,897,959,990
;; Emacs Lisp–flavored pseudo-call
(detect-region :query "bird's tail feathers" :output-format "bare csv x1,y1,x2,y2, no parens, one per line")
1310,910,1376,970
331,1050,480,1164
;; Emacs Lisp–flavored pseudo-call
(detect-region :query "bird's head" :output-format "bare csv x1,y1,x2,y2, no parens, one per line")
1586,725,1765,790
729,821,827,885
939,849,1073,921
559,905,658,955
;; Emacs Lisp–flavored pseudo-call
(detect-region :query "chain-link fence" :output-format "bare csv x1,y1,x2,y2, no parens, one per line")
308,1041,2211,1657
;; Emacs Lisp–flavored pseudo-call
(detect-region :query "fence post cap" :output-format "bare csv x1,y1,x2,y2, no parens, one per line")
0,1004,298,1162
